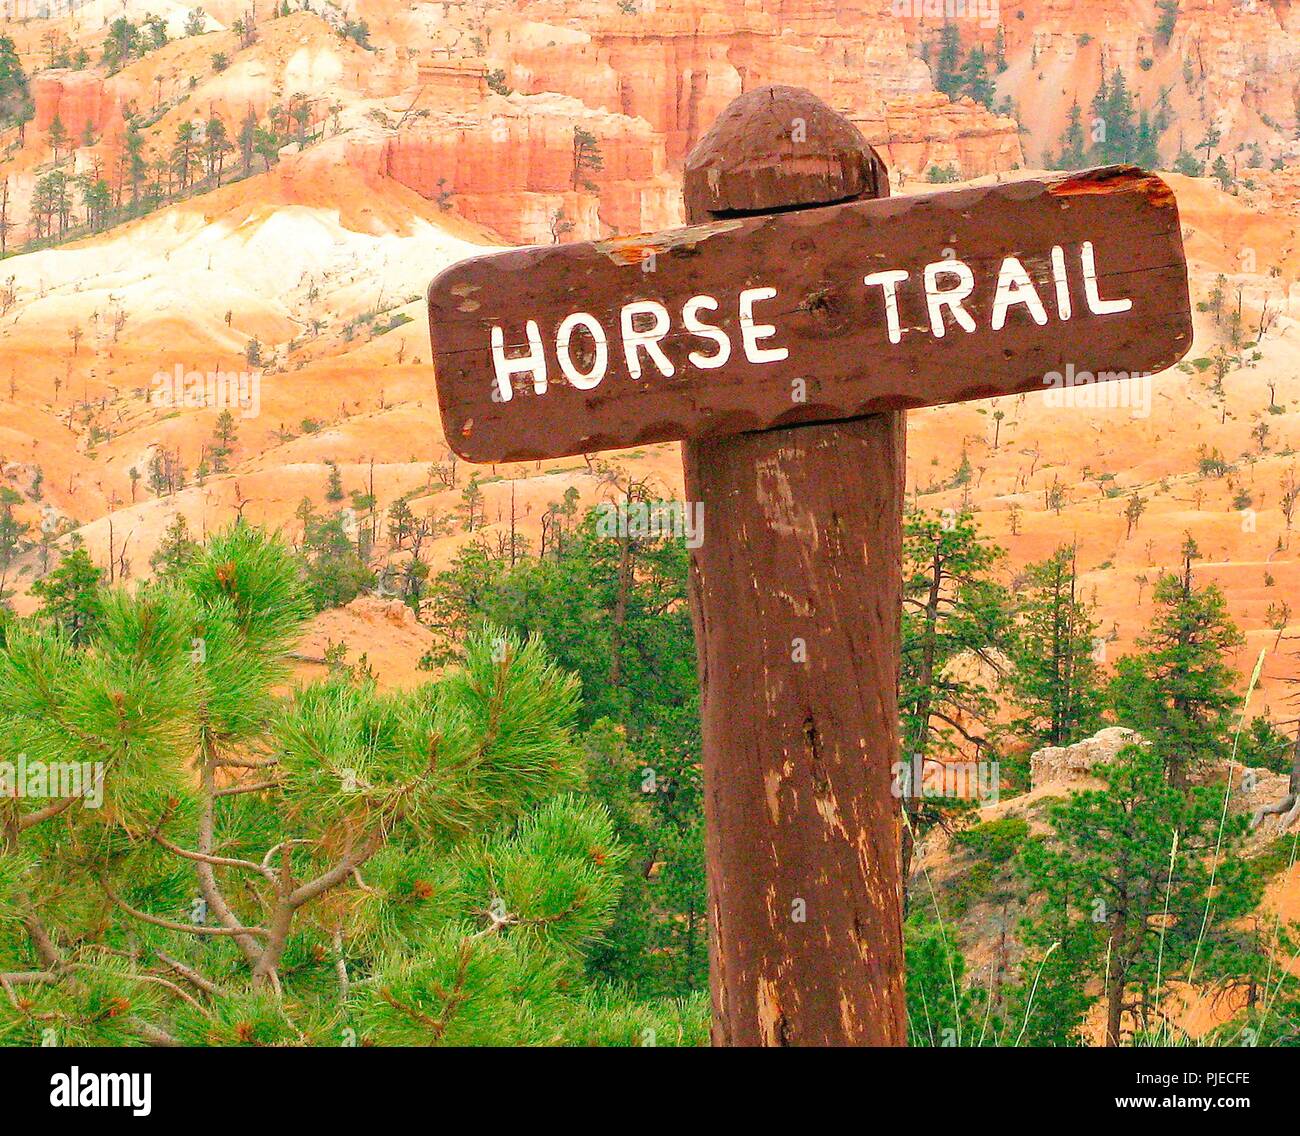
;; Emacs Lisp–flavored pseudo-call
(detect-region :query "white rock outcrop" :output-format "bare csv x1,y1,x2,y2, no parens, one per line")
1030,727,1143,790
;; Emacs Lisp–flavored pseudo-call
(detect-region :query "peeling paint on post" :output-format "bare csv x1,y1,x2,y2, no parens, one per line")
681,86,906,1046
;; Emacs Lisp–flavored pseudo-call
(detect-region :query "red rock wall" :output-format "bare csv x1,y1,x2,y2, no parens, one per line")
30,72,120,148
372,99,680,242
493,0,1018,173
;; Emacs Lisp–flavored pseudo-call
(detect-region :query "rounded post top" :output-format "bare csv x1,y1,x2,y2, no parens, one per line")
682,85,889,224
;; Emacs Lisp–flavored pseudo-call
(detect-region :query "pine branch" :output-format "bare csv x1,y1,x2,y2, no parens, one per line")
151,832,277,882
194,744,266,966
18,792,84,830
130,1018,181,1046
213,779,279,797
21,907,62,969
0,970,59,985
155,951,225,997
286,827,386,909
99,876,269,938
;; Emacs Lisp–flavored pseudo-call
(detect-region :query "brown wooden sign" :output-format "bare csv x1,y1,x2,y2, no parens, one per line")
428,164,1191,463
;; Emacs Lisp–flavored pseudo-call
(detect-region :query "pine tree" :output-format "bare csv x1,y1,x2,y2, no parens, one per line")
933,22,962,98
1090,71,1126,163
30,541,102,643
427,501,704,995
301,513,372,610
905,915,991,1046
1055,101,1088,170
460,472,484,532
150,514,199,578
124,122,147,205
171,122,200,192
0,526,706,1045
210,408,237,471
386,497,415,550
900,511,1011,873
1111,538,1243,787
570,126,604,192
901,510,1010,762
1008,545,1103,748
325,459,344,502
204,116,231,184
1018,744,1261,1046
0,34,33,132
47,113,68,162
1134,107,1160,168
237,106,258,174
0,487,29,595
1211,154,1233,192
958,45,996,109
1155,0,1179,46
102,18,141,74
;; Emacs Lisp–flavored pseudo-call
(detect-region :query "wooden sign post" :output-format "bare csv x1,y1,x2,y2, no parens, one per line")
427,85,1192,1046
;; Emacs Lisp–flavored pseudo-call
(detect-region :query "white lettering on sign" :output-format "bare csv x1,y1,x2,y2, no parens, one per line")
485,242,1135,402
491,320,548,403
1050,245,1072,320
556,312,608,390
682,295,731,369
1080,240,1133,315
621,300,675,380
989,256,1048,331
863,270,909,345
738,287,788,364
923,260,977,337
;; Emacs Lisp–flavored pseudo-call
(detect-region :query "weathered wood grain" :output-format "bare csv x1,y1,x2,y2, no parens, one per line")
681,85,906,1047
428,137,1190,462
687,415,908,1047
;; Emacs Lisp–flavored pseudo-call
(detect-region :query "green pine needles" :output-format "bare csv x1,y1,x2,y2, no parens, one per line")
0,526,706,1046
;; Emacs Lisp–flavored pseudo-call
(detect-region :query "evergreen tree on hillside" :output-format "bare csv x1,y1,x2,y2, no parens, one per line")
237,106,258,174
101,17,142,73
204,116,232,184
1155,0,1180,47
1008,545,1104,749
171,122,201,192
47,114,68,162
933,22,962,98
0,527,705,1045
30,541,102,644
426,497,704,996
1211,154,1233,192
1090,69,1138,164
150,514,199,578
958,45,996,109
1047,68,1168,171
0,488,29,594
301,513,372,610
1134,107,1160,168
1055,101,1089,169
900,511,1011,873
1018,744,1261,1046
901,511,1010,763
1110,538,1243,788
905,915,991,1046
123,122,147,204
0,35,33,134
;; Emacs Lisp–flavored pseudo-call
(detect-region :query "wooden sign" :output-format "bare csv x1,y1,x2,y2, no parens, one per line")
428,164,1191,463
426,83,1198,1047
